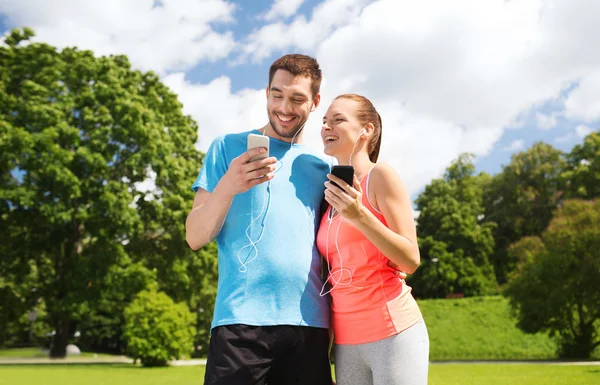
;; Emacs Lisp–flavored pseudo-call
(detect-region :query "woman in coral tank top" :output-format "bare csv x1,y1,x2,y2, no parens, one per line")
318,94,429,385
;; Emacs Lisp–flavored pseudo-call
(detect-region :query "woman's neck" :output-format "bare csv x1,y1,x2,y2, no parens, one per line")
335,152,375,180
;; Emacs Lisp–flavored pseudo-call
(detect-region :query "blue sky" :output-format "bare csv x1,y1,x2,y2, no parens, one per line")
1,0,598,198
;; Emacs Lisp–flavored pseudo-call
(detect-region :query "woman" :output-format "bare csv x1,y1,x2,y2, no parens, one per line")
317,94,429,385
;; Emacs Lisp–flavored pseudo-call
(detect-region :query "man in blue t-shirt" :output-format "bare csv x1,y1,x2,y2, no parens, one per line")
186,54,333,385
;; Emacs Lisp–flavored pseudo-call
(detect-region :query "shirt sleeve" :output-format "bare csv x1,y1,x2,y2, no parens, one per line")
191,136,227,193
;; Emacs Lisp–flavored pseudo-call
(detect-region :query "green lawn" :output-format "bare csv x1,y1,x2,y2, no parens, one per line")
0,364,598,385
0,348,116,359
419,296,563,360
3,296,598,364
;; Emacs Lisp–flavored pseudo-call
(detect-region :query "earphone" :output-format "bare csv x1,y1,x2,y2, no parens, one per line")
237,125,304,272
320,129,368,296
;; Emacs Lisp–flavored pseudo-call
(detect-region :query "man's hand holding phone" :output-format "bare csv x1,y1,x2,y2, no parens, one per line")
221,147,277,196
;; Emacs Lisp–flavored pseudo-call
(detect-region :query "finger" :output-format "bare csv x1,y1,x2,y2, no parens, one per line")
240,147,268,164
244,156,277,172
247,166,276,181
245,162,277,177
248,172,274,187
324,195,341,212
353,175,362,192
324,180,347,197
324,189,342,206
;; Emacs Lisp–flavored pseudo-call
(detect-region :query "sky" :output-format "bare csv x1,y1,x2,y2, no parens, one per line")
1,0,599,200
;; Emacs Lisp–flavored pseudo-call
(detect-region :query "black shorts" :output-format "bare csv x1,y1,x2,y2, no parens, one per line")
204,324,332,385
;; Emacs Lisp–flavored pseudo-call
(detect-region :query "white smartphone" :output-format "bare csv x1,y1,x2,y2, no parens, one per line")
247,134,270,162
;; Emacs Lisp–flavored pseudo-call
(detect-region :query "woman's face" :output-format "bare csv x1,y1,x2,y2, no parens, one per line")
321,98,363,158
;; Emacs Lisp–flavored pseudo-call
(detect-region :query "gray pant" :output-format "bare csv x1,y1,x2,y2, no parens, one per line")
334,319,429,385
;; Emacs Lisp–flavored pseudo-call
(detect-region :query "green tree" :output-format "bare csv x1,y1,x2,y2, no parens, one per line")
483,142,566,284
76,260,156,353
504,199,600,358
123,286,196,367
0,28,203,357
410,154,497,298
563,130,600,200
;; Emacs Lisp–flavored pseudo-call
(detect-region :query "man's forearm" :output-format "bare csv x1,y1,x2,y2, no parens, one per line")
185,182,235,250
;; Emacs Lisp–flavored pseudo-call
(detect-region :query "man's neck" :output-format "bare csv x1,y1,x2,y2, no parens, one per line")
260,123,303,144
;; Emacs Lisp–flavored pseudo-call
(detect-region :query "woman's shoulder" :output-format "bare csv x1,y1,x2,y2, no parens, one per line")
369,162,403,187
369,163,409,203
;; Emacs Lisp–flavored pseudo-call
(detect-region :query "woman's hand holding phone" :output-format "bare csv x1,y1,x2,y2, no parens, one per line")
324,173,365,221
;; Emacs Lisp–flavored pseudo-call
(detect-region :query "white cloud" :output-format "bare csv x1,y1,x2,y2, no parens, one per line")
239,0,370,63
5,0,600,198
564,71,600,122
159,0,600,196
0,0,237,74
303,0,600,194
536,112,558,130
575,124,593,138
163,73,267,151
262,0,304,21
503,139,525,152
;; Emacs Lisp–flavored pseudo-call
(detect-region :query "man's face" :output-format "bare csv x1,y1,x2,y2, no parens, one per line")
266,69,320,141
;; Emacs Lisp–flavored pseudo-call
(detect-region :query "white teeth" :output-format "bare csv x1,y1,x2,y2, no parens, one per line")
277,114,293,122
324,136,337,142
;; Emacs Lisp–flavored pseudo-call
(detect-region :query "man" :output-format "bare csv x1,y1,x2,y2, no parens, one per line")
186,54,333,385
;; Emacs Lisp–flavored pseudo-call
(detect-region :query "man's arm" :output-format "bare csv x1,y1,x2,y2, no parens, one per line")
185,147,277,250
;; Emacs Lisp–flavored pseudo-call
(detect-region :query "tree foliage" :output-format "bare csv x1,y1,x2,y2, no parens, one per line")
504,199,600,358
123,286,196,367
563,131,600,200
482,142,566,284
409,154,497,298
0,28,205,356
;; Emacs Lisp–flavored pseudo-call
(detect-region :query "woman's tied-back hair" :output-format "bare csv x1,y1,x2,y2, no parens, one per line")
269,54,322,98
335,94,383,162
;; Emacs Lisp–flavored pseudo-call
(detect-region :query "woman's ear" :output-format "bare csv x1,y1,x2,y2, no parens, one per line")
364,122,375,137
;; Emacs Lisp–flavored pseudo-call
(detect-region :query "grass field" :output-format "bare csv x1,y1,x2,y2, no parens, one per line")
418,295,600,360
0,348,114,359
0,364,598,385
2,296,599,368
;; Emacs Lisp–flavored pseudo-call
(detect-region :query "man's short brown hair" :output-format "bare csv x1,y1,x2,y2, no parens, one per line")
268,54,322,97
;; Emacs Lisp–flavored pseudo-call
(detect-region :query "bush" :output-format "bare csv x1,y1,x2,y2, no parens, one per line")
123,287,196,367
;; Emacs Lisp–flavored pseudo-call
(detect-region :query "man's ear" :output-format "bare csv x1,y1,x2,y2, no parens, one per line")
265,85,270,99
312,92,321,110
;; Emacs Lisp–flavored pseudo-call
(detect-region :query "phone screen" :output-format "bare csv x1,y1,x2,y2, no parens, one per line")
331,165,354,188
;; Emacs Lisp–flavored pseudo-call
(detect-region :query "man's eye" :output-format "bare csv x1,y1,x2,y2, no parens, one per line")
273,95,282,99
293,99,304,104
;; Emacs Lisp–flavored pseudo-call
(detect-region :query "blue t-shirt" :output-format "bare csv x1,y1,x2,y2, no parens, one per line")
192,129,331,330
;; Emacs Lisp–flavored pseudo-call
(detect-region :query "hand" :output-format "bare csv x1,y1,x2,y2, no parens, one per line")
221,148,277,196
387,260,408,280
324,174,364,221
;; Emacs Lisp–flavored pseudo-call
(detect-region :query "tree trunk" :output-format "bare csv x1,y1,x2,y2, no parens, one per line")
50,317,70,358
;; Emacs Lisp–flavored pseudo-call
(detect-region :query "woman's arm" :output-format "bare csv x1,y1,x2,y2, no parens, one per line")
324,164,420,273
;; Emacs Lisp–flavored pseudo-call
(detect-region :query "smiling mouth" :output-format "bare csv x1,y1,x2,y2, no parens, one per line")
275,113,297,123
323,136,338,143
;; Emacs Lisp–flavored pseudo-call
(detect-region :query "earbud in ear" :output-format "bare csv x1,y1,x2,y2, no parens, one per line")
360,129,367,137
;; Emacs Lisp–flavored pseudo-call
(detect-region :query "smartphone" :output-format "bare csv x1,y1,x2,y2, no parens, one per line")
247,134,270,162
331,165,354,189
